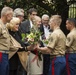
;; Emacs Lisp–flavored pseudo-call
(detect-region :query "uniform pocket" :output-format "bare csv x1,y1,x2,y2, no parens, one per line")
2,30,8,38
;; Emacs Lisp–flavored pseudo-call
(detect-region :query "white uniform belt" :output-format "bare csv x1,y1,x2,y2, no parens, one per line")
67,51,76,53
50,55,64,58
0,50,9,54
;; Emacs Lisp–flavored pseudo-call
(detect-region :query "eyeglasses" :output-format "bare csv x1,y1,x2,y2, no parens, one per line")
43,20,49,21
32,14,37,16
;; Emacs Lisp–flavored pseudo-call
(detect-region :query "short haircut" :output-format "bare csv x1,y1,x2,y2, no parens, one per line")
6,17,20,30
51,15,62,26
42,14,49,19
13,8,24,17
67,18,76,27
27,8,37,15
1,6,13,17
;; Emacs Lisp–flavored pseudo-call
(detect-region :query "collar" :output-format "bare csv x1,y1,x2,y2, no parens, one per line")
43,25,49,28
70,28,76,32
0,19,6,27
54,27,60,31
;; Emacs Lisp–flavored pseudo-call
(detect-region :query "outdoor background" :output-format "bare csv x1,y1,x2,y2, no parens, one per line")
0,0,76,35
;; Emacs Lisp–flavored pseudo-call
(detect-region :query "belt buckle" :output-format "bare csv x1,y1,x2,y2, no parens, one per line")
5,51,7,53
56,55,64,57
3,50,8,53
50,55,64,59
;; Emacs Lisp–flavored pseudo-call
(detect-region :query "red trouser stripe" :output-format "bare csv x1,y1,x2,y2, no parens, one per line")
31,49,38,62
52,57,56,75
66,54,70,75
0,52,2,62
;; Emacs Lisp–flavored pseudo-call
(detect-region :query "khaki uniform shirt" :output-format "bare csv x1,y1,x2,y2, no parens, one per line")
66,28,76,52
47,27,66,55
0,19,10,52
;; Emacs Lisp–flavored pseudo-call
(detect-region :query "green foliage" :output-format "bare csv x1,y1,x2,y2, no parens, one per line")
42,39,49,45
0,0,69,17
0,0,75,35
21,33,27,41
21,27,42,45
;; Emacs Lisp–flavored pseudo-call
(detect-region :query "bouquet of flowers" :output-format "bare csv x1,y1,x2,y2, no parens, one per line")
21,27,41,44
21,27,42,61
42,39,49,46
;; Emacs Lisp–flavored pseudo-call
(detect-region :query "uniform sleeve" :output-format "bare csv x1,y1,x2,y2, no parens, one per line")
0,25,2,35
66,34,73,47
47,33,58,49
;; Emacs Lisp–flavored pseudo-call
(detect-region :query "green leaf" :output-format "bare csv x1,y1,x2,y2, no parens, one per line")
42,39,49,45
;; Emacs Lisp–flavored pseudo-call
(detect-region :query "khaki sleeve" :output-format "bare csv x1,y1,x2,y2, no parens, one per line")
0,24,2,35
47,33,58,49
66,35,73,47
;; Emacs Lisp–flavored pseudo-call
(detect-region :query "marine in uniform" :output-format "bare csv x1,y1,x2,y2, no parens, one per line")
66,18,76,75
35,15,66,75
0,7,13,75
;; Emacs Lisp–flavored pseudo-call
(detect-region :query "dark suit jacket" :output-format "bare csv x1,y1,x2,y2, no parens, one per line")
20,20,31,34
39,24,45,35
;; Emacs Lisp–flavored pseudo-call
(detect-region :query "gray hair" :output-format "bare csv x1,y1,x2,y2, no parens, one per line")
42,14,49,20
13,8,24,17
1,6,13,17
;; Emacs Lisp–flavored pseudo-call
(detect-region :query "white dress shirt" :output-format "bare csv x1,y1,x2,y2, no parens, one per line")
29,20,33,28
43,25,50,39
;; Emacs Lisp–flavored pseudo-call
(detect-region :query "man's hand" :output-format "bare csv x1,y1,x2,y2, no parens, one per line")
27,44,35,51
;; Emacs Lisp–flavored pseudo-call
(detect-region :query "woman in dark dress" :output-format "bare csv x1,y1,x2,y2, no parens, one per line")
6,17,33,75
